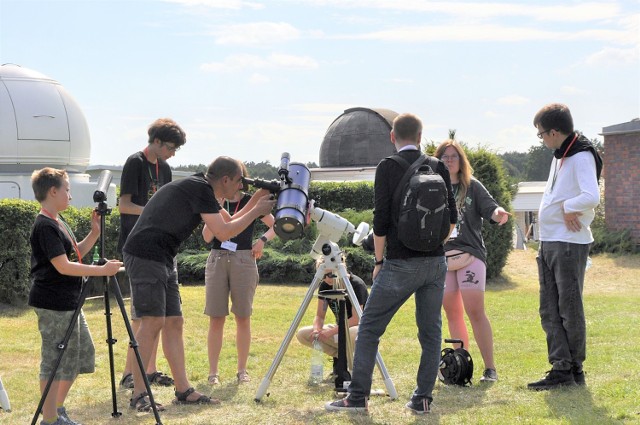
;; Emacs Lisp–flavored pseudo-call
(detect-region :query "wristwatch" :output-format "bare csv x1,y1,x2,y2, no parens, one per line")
260,235,268,243
374,258,384,266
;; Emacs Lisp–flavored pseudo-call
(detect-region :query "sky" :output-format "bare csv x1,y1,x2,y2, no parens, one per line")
1,0,638,168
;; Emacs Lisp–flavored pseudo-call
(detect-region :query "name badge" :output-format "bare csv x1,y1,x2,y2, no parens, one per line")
221,241,237,252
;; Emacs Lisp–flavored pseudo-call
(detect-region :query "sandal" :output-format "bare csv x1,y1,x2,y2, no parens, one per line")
129,391,166,412
208,374,220,385
173,387,219,405
120,373,134,389
147,370,175,387
237,370,251,384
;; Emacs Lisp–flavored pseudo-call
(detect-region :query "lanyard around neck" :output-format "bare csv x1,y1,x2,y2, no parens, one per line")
40,208,82,262
550,133,578,192
143,147,159,182
225,199,241,215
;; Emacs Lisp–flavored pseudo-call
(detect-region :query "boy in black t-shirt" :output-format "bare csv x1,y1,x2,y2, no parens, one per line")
118,118,186,389
29,168,122,425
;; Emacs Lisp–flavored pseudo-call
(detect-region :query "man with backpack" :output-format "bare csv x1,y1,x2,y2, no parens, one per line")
325,113,458,414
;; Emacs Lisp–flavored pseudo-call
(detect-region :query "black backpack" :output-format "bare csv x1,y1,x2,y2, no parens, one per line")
390,154,450,252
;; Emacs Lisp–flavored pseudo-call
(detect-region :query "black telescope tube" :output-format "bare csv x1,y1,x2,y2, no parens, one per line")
242,177,281,193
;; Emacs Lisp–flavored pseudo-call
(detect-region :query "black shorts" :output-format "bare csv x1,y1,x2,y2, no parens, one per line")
123,254,182,318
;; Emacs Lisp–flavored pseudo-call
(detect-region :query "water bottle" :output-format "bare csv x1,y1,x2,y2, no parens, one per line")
92,246,100,264
0,377,11,412
310,335,324,385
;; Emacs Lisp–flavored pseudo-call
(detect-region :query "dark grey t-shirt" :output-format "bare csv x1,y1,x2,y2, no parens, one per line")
123,173,219,266
444,178,499,264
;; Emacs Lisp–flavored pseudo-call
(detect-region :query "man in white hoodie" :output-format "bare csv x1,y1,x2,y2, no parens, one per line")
528,103,602,390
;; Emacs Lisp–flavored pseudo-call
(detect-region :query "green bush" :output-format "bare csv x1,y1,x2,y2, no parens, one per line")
308,181,374,211
0,199,38,305
0,200,122,305
177,243,376,287
176,250,210,284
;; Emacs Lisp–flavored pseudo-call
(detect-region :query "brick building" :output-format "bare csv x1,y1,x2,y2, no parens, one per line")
601,118,640,247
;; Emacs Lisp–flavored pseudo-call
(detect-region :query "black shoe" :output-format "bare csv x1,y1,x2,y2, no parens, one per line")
527,369,576,391
325,395,368,412
405,399,431,415
572,368,586,386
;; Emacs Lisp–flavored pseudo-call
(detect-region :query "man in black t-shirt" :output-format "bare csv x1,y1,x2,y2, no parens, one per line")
122,156,275,410
118,118,186,389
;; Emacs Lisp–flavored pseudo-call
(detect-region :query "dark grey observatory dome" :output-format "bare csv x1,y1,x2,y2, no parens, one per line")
319,107,398,167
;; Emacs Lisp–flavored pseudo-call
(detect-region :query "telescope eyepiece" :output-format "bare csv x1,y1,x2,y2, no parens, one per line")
242,176,281,193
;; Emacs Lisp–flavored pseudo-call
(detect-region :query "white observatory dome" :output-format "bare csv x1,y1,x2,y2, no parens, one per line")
0,64,90,173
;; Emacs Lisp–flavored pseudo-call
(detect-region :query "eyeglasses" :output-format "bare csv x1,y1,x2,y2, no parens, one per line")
537,129,551,139
441,154,459,161
163,143,180,152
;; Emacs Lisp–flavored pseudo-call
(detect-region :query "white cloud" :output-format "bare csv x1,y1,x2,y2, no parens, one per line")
497,95,529,106
346,24,628,43
561,86,588,96
163,0,264,9
249,73,270,84
270,53,318,69
291,103,354,114
302,1,619,22
585,47,640,66
200,53,318,72
484,110,500,119
211,22,301,45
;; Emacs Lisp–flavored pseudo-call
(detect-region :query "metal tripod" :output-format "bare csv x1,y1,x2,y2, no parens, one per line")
31,201,163,425
254,242,397,401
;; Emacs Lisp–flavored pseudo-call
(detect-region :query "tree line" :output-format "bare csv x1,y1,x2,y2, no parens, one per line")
173,137,603,185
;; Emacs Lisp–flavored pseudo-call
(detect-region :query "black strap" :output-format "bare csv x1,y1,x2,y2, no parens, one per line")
389,153,437,221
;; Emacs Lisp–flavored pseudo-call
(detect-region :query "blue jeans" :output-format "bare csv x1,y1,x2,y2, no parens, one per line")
537,241,590,371
348,256,446,403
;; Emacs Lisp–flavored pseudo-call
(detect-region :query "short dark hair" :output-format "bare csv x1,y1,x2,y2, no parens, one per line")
31,167,67,202
206,156,242,182
392,113,422,142
148,118,186,147
533,103,574,134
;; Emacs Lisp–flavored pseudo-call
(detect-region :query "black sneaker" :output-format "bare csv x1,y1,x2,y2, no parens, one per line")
527,369,576,390
480,368,498,383
572,368,586,386
325,395,368,412
405,399,431,415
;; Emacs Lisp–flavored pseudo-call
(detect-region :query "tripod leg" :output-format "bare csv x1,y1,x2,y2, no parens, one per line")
254,272,324,402
102,275,121,417
109,274,163,425
336,264,398,399
31,279,92,425
334,298,351,391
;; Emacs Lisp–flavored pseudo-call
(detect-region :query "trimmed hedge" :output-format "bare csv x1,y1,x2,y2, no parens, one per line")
0,153,515,306
0,200,122,305
0,199,38,305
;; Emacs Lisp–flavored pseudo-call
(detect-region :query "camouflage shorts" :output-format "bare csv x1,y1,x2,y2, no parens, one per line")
35,308,95,381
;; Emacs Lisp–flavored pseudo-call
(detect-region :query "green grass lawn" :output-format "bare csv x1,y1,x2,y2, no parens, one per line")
1,249,639,424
